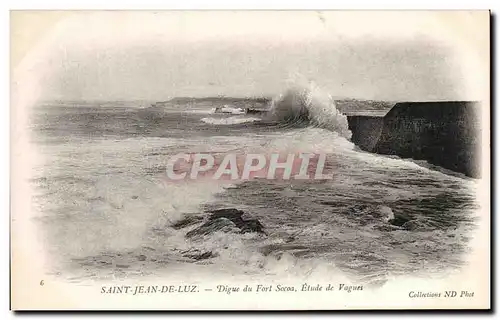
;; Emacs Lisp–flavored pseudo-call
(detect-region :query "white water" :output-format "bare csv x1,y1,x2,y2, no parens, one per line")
201,116,261,125
32,91,479,284
267,83,352,139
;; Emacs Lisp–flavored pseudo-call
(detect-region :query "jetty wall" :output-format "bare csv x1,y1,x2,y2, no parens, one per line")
346,101,481,178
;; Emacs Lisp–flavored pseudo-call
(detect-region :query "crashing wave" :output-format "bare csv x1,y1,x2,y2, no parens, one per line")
267,83,352,139
201,116,261,125
211,105,246,115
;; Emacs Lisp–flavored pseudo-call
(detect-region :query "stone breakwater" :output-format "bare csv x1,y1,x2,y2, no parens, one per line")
347,101,482,178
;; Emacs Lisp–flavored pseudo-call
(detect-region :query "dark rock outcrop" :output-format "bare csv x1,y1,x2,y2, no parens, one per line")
181,250,217,260
185,217,238,238
206,209,265,234
184,208,265,238
347,101,482,178
171,215,204,230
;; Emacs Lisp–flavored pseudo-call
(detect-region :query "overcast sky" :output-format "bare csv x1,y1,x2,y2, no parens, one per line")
14,11,488,102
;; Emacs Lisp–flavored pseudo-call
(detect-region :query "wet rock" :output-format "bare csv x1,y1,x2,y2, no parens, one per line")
185,217,238,238
183,251,217,260
171,215,204,230
207,208,265,234
182,208,266,238
208,208,245,221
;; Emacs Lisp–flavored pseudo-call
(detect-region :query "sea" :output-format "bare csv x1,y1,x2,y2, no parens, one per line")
29,86,480,286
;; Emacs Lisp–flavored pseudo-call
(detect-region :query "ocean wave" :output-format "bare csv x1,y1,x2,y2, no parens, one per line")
261,127,355,155
210,106,246,115
201,116,261,125
267,83,352,139
183,109,215,115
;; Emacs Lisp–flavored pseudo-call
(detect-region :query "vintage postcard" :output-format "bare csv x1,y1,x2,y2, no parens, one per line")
10,10,490,310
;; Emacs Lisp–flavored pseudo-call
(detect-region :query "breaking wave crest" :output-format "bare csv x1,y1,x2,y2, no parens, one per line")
267,84,352,139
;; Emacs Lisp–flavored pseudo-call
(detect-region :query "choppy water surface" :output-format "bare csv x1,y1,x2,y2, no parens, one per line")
30,89,479,284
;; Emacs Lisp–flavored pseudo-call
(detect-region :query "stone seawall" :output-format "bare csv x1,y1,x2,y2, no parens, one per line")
347,101,482,178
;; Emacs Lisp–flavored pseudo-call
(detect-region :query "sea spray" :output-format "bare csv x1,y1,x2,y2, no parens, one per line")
268,83,352,139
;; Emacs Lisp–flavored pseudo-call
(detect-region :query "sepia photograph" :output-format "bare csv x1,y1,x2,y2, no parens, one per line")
10,10,490,310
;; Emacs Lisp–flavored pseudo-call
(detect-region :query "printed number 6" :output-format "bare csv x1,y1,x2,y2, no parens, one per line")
40,280,44,286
